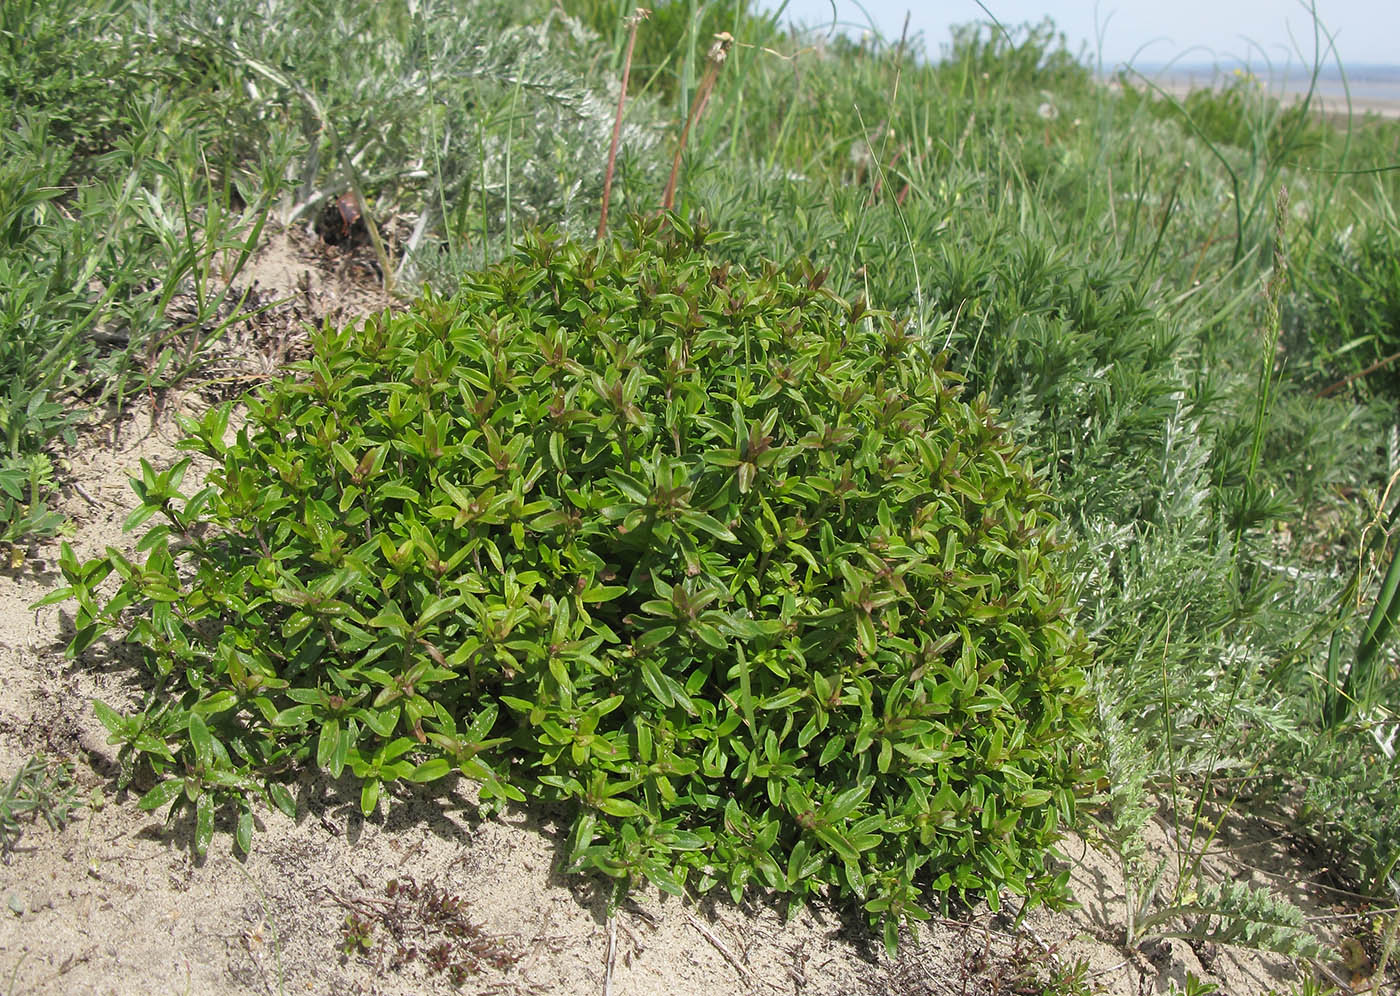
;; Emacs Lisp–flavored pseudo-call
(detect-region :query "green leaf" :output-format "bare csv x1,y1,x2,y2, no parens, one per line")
818,735,847,768
188,712,213,772
360,707,400,738
138,779,185,812
267,783,296,819
581,585,627,603
329,724,353,779
733,643,757,732
235,809,254,855
317,719,341,772
407,758,452,783
193,691,239,716
826,782,872,822
566,813,596,870
843,859,866,899
647,863,686,897
815,826,861,865
597,796,648,819
683,511,737,543
360,778,381,816
29,586,75,609
92,700,128,739
639,659,674,707
761,688,804,709
330,441,357,475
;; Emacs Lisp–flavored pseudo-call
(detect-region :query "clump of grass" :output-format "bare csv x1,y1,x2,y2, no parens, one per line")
1289,212,1400,401
0,3,279,556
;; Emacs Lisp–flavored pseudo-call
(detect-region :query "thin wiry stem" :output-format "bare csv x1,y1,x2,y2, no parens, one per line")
598,9,650,241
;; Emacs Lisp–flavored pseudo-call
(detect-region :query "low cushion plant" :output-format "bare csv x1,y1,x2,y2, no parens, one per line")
48,215,1092,949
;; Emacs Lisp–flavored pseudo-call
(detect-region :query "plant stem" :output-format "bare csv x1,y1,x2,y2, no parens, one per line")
661,32,733,213
599,9,650,241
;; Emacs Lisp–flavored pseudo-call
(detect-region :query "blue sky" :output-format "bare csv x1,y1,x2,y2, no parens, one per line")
762,1,1399,70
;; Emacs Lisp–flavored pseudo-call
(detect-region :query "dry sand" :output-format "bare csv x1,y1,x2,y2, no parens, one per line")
1106,76,1400,120
0,225,1385,996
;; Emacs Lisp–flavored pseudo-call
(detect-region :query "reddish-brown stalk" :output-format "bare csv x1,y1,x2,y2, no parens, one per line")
598,9,650,241
661,31,733,213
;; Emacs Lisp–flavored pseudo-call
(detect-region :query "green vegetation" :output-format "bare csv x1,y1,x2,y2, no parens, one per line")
50,219,1091,949
11,0,1400,981
0,755,79,861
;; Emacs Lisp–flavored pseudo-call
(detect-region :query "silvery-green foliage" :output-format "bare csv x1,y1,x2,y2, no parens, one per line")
1089,671,1156,901
1135,879,1325,959
149,0,665,279
1157,394,1213,528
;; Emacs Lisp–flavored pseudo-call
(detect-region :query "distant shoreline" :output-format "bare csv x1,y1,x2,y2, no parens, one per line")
1100,70,1400,120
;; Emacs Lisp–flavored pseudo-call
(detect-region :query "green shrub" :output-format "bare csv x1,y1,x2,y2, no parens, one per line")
0,0,147,163
937,19,1089,94
48,217,1091,949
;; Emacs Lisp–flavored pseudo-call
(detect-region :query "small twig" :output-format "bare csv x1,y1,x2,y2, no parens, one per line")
1089,958,1132,978
1316,348,1400,398
1372,905,1398,993
71,482,101,508
682,911,781,991
602,913,617,996
1311,956,1355,992
598,9,650,240
1017,919,1071,976
1306,905,1400,922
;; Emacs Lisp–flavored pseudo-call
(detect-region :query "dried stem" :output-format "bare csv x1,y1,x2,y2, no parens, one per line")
598,9,650,240
1315,348,1400,399
661,32,733,213
602,913,618,996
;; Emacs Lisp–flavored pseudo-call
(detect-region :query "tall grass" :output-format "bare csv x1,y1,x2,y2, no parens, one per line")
0,0,281,556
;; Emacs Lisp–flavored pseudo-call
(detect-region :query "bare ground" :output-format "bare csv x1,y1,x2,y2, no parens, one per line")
0,225,1388,996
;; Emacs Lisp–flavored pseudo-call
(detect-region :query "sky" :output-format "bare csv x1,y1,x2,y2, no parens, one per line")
763,1,1400,71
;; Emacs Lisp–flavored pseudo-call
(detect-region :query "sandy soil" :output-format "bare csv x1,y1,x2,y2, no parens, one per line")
1105,77,1400,120
0,225,1386,996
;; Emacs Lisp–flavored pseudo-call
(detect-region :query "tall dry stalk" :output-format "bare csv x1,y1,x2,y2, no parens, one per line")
661,31,732,213
598,8,650,240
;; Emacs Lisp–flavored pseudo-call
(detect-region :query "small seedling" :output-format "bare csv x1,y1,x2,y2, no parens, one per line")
0,755,79,862
1169,971,1221,996
339,912,374,957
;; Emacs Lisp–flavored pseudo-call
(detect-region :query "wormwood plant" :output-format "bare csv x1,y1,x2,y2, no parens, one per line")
167,0,665,279
47,217,1091,949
